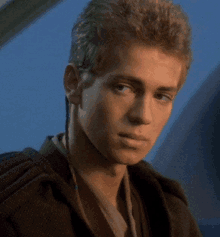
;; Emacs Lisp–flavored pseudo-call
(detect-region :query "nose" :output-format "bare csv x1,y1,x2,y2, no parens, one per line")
127,96,153,125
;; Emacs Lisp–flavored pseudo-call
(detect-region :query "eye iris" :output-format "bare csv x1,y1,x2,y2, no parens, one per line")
157,94,170,102
158,94,163,99
118,85,124,90
117,85,130,92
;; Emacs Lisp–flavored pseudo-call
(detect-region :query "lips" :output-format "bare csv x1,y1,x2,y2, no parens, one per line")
119,134,148,149
119,132,147,141
119,132,148,149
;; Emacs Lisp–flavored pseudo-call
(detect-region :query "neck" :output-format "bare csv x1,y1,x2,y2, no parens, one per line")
61,130,127,207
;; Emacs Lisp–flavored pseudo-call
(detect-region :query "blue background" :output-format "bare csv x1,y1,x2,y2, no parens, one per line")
1,0,220,161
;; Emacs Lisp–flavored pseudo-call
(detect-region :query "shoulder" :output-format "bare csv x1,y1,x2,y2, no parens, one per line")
0,148,42,183
0,148,82,236
131,160,188,205
0,149,33,180
137,161,202,236
141,160,188,203
0,147,41,163
0,151,21,162
0,148,56,218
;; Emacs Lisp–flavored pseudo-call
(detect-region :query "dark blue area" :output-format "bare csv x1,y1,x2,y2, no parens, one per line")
199,223,220,237
152,64,220,224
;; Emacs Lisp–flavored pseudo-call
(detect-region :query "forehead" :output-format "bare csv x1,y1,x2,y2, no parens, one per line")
129,45,182,70
105,45,183,90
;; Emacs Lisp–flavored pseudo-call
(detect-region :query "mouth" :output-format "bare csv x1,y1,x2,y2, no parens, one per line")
119,133,148,149
119,132,147,141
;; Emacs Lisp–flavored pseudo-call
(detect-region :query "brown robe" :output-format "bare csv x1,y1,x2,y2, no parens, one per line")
0,133,203,236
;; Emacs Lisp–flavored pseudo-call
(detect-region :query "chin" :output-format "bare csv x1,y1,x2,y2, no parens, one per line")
111,148,147,166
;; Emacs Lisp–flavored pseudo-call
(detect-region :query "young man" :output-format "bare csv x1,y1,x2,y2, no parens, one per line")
0,0,202,236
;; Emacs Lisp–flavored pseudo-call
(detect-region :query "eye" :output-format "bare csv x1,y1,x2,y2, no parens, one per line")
114,84,134,94
155,93,172,103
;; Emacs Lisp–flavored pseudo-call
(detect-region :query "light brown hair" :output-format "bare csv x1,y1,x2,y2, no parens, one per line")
69,0,193,92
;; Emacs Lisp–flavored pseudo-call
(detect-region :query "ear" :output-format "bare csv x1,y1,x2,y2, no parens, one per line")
64,63,81,105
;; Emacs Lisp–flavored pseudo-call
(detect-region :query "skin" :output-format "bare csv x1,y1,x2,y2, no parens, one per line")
63,44,183,210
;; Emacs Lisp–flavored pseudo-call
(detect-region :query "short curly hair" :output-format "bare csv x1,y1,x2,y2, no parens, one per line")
68,0,193,92
65,0,193,152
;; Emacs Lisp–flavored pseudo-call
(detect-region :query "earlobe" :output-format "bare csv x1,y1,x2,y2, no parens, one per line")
67,90,81,105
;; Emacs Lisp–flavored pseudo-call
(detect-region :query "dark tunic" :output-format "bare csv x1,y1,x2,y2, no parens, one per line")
0,134,202,236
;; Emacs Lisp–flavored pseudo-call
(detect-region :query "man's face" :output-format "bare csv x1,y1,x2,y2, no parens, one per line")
77,45,182,165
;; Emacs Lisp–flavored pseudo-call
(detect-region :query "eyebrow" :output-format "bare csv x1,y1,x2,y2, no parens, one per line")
109,74,178,93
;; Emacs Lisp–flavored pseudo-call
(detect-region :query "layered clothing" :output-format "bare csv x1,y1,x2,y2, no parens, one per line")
0,133,202,236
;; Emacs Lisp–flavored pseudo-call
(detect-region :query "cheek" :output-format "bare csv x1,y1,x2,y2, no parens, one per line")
85,100,124,150
152,109,172,140
80,99,113,143
99,94,125,128
105,102,123,127
158,113,170,127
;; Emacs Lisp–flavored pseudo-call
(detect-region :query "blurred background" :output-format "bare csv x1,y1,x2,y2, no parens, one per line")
1,0,220,235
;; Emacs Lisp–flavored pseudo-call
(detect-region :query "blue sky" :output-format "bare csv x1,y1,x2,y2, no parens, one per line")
1,0,220,161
